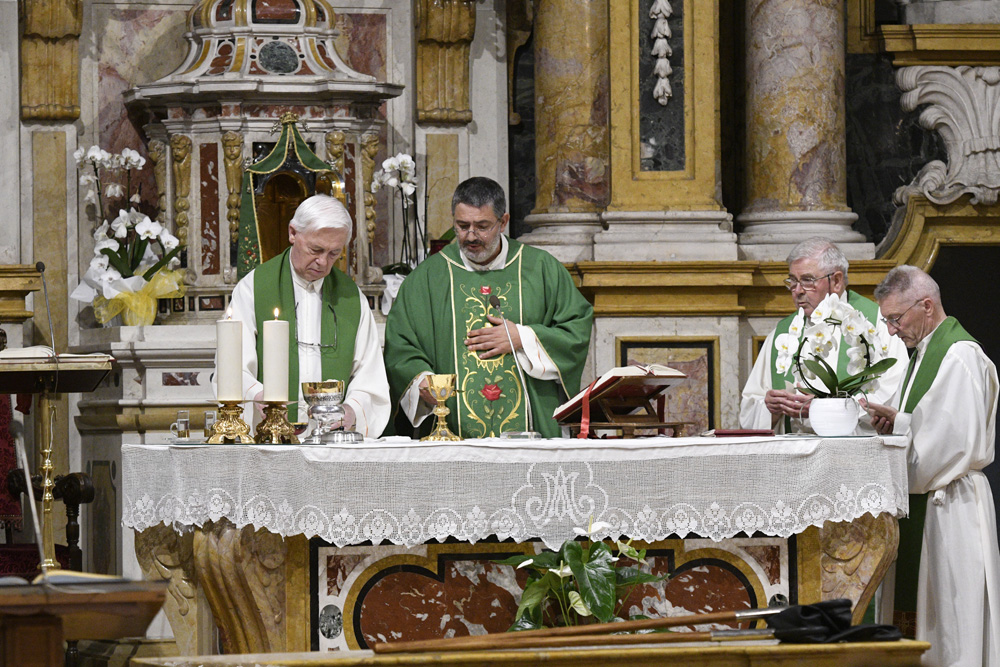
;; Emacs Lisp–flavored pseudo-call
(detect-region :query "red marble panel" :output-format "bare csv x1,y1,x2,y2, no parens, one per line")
340,13,386,79
200,142,221,274
327,554,365,597
207,41,234,76
253,0,299,22
743,545,782,586
343,142,357,272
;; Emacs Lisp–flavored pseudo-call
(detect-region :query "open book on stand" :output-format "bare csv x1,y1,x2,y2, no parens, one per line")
554,363,688,438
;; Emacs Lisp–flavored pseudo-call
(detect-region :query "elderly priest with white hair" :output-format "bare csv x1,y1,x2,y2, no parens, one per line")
864,265,1000,667
226,194,390,438
740,237,908,434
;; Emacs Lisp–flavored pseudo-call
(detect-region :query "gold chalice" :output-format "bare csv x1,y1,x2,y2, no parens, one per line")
422,374,461,441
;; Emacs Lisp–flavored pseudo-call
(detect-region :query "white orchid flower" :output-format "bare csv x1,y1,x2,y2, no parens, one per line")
399,181,416,197
396,153,417,180
788,311,805,338
85,146,105,164
73,147,86,165
105,183,125,199
840,310,868,346
79,173,97,187
89,254,110,272
846,344,867,376
95,238,120,253
807,325,835,358
130,193,142,204
121,147,145,170
381,156,400,172
135,216,163,240
110,210,130,238
96,267,122,285
84,189,98,205
385,175,399,189
92,221,110,241
549,562,573,579
159,230,179,252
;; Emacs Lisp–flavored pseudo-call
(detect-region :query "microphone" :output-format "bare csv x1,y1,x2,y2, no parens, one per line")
36,262,57,359
488,295,540,440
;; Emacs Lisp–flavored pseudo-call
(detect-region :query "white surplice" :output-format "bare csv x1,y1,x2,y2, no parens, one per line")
224,259,391,438
740,312,908,434
891,323,1000,667
400,235,560,427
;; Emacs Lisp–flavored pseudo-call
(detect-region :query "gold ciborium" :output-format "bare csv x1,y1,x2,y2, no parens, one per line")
422,374,461,441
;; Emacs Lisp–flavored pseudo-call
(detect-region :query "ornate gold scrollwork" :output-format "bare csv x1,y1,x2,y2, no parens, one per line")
20,0,82,120
222,131,244,238
820,513,899,624
415,0,476,125
361,132,380,252
148,139,168,217
170,135,193,249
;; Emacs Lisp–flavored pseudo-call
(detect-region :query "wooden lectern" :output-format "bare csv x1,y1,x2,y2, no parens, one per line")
0,580,165,667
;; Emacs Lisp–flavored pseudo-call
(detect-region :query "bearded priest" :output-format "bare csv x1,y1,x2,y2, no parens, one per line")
384,177,593,439
864,266,1000,667
226,195,390,438
740,237,908,434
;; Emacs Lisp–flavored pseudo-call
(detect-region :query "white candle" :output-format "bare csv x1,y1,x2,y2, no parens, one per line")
262,308,289,402
216,312,242,401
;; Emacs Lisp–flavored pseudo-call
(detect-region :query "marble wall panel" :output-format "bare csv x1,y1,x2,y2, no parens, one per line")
200,142,220,274
336,11,387,80
844,53,946,244
638,0,685,172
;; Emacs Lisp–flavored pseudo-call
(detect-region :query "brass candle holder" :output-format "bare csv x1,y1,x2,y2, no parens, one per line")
421,374,461,441
255,401,300,444
207,400,254,444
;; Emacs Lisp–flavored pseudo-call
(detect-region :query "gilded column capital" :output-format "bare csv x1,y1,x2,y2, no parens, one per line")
415,0,476,125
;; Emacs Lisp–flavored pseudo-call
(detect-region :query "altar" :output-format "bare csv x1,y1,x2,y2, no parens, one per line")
122,434,908,656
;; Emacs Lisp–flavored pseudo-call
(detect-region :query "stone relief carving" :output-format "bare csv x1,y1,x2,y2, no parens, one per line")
20,0,82,120
135,525,201,657
170,134,193,249
325,131,346,177
415,0,476,124
221,131,243,238
650,0,673,106
819,513,899,624
895,66,1000,207
361,132,380,251
148,139,168,217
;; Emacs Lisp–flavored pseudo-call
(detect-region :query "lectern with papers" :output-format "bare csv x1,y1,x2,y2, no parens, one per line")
554,364,688,438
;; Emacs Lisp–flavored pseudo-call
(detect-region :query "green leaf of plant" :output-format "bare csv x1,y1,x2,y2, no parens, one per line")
614,566,666,587
132,238,149,273
803,358,839,394
508,607,543,632
567,591,593,617
141,245,183,281
515,574,552,621
566,541,616,623
494,554,535,567
100,248,130,277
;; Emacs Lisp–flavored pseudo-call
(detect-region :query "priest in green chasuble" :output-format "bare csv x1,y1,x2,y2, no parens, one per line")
225,195,390,437
384,177,593,439
864,266,1000,667
740,237,908,434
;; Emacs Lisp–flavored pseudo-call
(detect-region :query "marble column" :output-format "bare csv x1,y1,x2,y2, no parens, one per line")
737,0,872,260
516,0,609,262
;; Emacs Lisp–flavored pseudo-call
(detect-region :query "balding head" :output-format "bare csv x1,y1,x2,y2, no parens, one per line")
874,265,945,348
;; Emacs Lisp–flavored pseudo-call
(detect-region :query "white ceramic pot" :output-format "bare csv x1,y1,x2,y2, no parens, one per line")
808,397,860,436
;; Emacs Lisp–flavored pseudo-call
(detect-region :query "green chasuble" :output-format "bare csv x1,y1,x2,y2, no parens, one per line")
384,239,593,439
253,248,360,421
769,290,880,431
893,317,978,622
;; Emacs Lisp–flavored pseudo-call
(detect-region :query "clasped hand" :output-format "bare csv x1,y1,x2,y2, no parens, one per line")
764,389,813,419
859,398,896,435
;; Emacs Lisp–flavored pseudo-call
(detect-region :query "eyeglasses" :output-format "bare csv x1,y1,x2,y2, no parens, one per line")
880,299,923,328
455,220,502,238
783,273,834,291
295,302,338,350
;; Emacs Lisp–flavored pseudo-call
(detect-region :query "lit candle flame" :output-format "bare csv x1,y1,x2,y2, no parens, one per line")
225,306,233,320
273,307,279,319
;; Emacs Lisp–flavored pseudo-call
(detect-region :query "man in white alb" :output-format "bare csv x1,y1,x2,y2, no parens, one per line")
865,265,1000,667
224,195,389,438
740,237,907,433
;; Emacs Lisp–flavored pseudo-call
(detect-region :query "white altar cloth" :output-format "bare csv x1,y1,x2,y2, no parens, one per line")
121,435,909,549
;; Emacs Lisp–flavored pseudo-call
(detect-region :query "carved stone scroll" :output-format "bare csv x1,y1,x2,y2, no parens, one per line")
222,132,244,237
170,134,193,249
135,525,202,657
820,513,899,624
192,520,287,655
148,139,168,218
895,66,1000,207
415,0,476,125
361,132,379,252
20,0,82,120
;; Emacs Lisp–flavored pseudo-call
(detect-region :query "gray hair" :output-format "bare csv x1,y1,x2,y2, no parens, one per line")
874,265,941,303
289,195,353,243
786,237,849,281
451,177,506,219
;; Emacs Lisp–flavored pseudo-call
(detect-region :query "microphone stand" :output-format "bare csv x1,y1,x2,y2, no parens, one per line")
488,295,541,440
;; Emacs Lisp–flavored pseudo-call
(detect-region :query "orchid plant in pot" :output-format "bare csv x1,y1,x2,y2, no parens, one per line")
372,153,425,273
777,292,898,435
495,522,668,631
70,146,185,326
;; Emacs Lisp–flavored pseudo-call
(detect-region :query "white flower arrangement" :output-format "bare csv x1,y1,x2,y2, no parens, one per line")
70,145,185,325
781,292,897,398
372,152,425,270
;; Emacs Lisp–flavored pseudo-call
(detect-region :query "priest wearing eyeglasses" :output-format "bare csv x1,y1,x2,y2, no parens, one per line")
384,177,593,438
862,266,1000,667
739,237,908,433
226,195,390,437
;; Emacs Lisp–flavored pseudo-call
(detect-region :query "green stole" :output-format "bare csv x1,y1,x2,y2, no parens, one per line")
893,317,978,621
769,291,880,431
442,245,529,438
253,248,360,421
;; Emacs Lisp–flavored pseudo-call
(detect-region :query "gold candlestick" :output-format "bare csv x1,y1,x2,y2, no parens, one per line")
255,401,299,444
207,400,254,444
421,374,461,441
39,392,59,571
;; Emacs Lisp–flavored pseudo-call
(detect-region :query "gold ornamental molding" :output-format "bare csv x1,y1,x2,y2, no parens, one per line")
879,194,1000,270
880,23,1000,66
0,265,42,323
415,0,476,125
75,402,217,434
570,260,897,318
847,0,880,55
20,0,82,120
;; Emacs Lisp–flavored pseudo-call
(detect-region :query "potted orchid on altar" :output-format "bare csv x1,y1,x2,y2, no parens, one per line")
372,152,425,273
778,292,897,435
70,146,185,326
